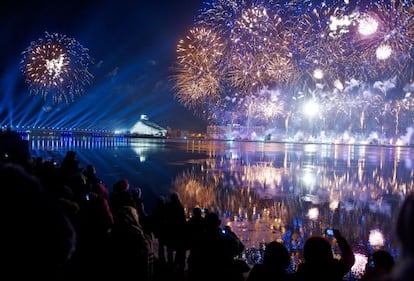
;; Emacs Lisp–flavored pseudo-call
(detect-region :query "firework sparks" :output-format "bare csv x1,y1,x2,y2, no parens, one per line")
353,0,414,81
358,14,378,36
172,0,414,138
227,3,296,94
196,0,246,36
20,31,93,104
293,1,357,87
351,253,369,279
172,26,226,110
248,88,286,122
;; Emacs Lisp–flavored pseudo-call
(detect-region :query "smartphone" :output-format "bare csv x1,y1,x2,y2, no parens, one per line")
325,228,334,236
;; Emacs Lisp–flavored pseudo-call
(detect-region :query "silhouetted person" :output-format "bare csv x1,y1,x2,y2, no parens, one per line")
187,212,247,281
131,187,151,235
389,194,414,281
108,205,153,281
60,150,87,203
69,181,113,280
164,192,187,274
83,164,103,191
293,229,355,281
362,250,395,281
0,162,76,281
150,195,168,264
109,178,136,213
186,207,206,250
247,241,293,281
60,151,80,179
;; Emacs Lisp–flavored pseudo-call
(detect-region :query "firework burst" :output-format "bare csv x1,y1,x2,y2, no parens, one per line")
196,0,246,36
352,0,414,82
172,26,226,110
172,0,414,135
293,1,358,88
247,87,286,123
227,3,296,95
20,31,93,104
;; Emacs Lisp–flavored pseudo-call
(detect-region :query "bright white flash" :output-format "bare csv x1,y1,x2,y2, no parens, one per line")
303,100,319,118
313,68,324,80
376,44,392,60
46,54,66,79
307,207,319,220
329,15,352,32
369,229,385,248
302,172,316,186
334,79,344,90
358,16,378,36
329,200,339,210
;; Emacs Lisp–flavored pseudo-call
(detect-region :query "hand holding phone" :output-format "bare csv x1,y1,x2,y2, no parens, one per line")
325,228,334,236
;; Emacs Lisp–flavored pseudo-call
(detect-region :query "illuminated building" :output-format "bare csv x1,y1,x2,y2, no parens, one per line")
129,115,167,138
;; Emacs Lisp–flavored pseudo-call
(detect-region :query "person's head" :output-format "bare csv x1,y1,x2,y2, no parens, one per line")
263,241,291,269
85,164,96,175
395,194,414,256
192,207,202,218
370,250,395,271
205,212,221,229
113,179,129,192
91,181,108,197
303,236,333,263
156,195,166,205
65,150,76,160
170,191,181,203
131,187,142,198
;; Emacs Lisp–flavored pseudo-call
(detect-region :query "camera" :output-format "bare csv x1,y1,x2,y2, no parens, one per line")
325,228,334,236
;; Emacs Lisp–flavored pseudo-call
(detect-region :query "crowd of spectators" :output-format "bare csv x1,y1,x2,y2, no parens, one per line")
1,130,413,281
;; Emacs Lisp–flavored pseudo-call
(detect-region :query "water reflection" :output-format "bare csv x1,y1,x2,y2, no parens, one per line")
29,137,414,277
172,141,413,273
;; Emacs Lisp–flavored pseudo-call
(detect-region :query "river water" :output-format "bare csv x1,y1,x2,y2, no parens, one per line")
29,137,414,278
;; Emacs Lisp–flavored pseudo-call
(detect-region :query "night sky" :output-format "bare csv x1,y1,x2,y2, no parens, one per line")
0,0,207,132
